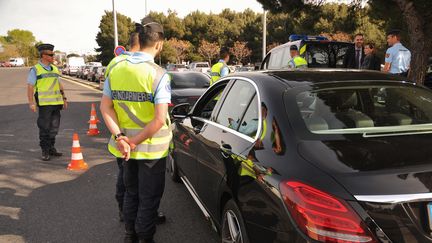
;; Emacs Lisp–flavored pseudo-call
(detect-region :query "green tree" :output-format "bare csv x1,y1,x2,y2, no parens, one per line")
160,41,177,64
198,40,220,65
95,11,134,65
147,10,185,39
2,29,39,64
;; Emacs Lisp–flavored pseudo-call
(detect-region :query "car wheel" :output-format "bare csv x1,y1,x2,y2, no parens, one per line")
168,152,180,183
221,200,249,243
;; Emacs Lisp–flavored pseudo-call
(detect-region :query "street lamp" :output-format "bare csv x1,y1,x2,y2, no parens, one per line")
112,0,119,47
262,9,267,61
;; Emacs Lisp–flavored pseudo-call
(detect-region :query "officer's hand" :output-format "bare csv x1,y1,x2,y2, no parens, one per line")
117,139,131,161
63,100,68,110
29,103,37,112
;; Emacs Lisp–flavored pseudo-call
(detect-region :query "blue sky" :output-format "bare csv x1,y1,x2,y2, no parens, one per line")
0,0,264,54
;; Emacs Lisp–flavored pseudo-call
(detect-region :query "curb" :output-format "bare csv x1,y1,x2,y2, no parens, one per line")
60,75,103,91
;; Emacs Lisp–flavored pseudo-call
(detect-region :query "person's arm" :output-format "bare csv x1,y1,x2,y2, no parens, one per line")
59,81,68,109
27,68,37,112
27,84,36,112
220,66,229,77
383,49,392,73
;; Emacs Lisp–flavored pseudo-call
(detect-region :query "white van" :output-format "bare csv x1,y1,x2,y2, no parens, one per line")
9,58,25,67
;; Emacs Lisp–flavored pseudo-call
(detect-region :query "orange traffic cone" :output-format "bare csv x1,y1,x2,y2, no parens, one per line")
67,133,89,171
87,103,100,136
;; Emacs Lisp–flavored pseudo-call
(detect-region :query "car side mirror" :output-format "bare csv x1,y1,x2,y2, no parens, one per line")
171,103,191,119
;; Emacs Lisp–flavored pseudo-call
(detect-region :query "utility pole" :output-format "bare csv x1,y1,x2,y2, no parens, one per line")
112,0,118,47
145,0,148,16
262,9,267,61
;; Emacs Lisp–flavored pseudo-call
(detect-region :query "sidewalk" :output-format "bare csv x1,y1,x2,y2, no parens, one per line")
60,75,103,91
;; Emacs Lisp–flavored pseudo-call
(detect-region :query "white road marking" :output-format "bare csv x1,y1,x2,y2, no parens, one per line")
1,149,22,154
0,134,14,137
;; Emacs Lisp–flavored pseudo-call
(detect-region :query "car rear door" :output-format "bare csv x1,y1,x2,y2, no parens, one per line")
194,78,259,217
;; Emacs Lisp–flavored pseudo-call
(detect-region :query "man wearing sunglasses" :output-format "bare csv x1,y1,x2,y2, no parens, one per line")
27,43,68,161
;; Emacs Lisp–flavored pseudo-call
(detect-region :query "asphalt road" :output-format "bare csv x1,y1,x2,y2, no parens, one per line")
0,67,219,243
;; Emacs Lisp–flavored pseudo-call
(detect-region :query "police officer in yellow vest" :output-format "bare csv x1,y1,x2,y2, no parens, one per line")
288,45,308,68
100,20,170,243
210,49,230,85
27,43,67,161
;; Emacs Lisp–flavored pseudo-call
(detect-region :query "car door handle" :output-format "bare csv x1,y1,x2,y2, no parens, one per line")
220,142,232,158
193,126,201,134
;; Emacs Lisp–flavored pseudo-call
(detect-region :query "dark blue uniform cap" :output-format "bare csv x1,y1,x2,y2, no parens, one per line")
290,45,298,51
37,43,54,52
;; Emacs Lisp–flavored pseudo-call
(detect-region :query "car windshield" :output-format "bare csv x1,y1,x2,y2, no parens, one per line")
289,83,432,137
170,72,210,89
305,42,351,68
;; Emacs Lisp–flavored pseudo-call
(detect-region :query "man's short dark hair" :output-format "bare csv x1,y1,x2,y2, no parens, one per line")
136,19,164,48
129,32,139,48
220,48,229,59
290,45,298,51
387,29,401,38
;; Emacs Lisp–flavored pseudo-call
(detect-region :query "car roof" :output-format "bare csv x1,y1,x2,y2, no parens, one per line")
269,39,352,53
227,69,408,88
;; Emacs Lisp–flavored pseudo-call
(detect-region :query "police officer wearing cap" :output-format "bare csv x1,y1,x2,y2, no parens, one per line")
100,18,170,243
383,29,411,77
27,43,67,161
210,48,230,85
288,45,307,68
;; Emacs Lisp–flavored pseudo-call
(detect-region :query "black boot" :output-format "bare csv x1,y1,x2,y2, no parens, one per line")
41,150,50,161
124,224,138,243
49,148,63,157
119,209,124,222
139,239,155,243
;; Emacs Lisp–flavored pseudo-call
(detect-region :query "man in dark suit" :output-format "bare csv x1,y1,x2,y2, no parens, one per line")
343,33,365,69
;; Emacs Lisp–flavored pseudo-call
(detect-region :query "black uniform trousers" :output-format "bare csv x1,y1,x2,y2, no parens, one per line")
37,105,62,152
116,158,125,211
122,157,166,240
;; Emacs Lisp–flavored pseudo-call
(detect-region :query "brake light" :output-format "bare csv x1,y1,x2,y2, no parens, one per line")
280,181,377,243
168,103,174,107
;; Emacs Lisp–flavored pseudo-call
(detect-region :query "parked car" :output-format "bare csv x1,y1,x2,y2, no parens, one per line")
261,35,353,70
0,61,11,67
94,66,106,83
166,63,188,72
9,57,25,67
424,63,432,89
189,62,210,73
168,71,210,109
169,69,432,243
87,66,99,82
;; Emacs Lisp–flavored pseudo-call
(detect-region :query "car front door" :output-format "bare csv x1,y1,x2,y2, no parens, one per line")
194,79,259,218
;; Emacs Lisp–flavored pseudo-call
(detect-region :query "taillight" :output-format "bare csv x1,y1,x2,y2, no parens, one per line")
168,103,174,107
280,181,377,243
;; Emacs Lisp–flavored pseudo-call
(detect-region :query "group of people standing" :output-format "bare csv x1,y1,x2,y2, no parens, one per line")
343,29,411,76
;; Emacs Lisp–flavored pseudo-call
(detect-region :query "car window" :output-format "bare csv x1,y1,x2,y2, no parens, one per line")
170,72,210,89
305,42,351,68
293,84,432,134
193,83,227,120
237,94,259,138
216,80,256,130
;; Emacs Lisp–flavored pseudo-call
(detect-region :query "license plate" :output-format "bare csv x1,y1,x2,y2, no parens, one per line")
428,203,432,231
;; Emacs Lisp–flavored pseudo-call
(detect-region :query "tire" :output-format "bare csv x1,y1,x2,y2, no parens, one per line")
167,152,181,183
221,200,250,243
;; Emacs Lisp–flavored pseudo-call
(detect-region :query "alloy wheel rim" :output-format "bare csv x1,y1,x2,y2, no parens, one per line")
222,210,242,243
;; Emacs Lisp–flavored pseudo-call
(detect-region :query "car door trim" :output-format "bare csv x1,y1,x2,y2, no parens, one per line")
354,193,432,203
192,76,262,144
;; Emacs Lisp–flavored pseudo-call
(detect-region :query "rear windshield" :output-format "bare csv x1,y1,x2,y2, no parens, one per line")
288,83,432,136
305,42,351,68
170,72,210,89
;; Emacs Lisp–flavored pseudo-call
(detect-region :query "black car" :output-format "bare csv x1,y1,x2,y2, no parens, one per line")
168,71,210,108
169,69,432,243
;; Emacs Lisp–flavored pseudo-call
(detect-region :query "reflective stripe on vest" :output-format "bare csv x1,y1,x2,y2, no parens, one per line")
107,60,172,160
210,62,227,85
34,63,63,106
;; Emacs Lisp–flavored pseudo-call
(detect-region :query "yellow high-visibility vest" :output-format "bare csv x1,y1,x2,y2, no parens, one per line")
107,60,172,160
210,61,228,85
34,63,64,106
105,53,130,79
289,56,308,68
